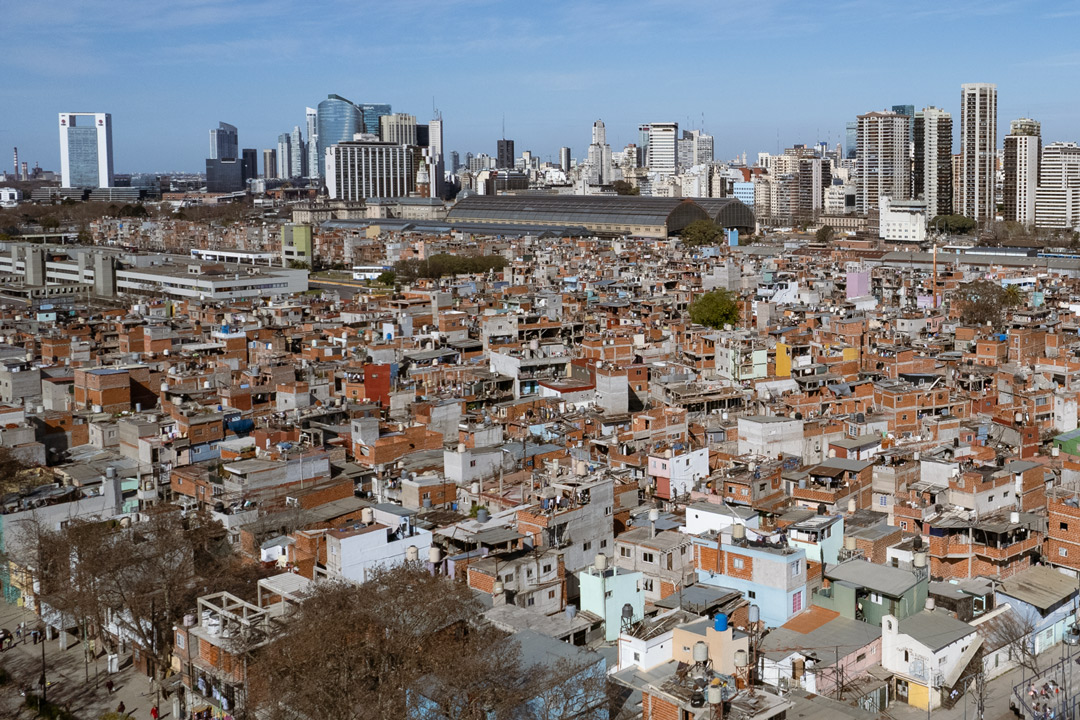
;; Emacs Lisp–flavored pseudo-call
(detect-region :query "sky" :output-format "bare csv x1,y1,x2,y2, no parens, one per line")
3,0,1080,174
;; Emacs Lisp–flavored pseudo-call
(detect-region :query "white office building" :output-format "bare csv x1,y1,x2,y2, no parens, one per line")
1004,118,1041,226
646,122,678,175
1036,142,1080,230
325,141,414,201
379,113,417,146
59,112,114,189
879,196,927,243
306,108,319,180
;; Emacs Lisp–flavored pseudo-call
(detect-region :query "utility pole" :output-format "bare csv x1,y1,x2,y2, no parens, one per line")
39,625,47,705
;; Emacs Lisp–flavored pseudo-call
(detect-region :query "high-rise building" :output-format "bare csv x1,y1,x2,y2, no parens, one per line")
586,120,613,185
959,83,998,222
1035,142,1080,230
59,112,114,188
856,111,910,214
277,133,292,179
241,148,258,183
205,158,242,193
316,94,364,178
380,113,417,146
359,104,391,136
797,157,831,221
450,151,460,173
324,140,415,201
914,106,953,218
263,149,277,180
646,122,678,174
1003,118,1041,226
845,121,858,160
428,116,444,168
559,147,571,172
209,122,238,160
891,104,915,147
497,139,515,169
637,125,651,167
290,126,305,178
306,108,319,180
677,129,714,169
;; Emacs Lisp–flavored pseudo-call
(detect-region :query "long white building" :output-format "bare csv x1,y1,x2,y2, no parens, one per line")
325,140,415,201
646,122,678,175
1036,142,1080,230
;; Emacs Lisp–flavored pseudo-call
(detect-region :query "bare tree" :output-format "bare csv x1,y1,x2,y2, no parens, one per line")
983,606,1042,675
253,566,606,720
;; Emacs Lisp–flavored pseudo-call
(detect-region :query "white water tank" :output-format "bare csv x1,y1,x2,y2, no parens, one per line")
428,546,441,564
732,524,746,542
693,641,709,664
361,507,374,525
1010,511,1020,524
594,553,608,572
405,546,419,562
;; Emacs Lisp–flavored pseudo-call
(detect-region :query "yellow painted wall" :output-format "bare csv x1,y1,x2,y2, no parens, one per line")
776,342,791,377
907,682,930,710
843,347,859,362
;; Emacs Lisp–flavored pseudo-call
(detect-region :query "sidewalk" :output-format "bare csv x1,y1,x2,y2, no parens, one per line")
0,601,169,720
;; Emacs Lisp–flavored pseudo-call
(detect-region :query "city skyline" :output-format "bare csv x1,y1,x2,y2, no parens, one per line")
4,1,1080,172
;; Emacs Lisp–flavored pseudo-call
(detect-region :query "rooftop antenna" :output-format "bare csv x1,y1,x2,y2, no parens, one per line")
502,114,506,141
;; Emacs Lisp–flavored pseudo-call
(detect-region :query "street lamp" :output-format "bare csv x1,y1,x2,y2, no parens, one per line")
38,623,46,705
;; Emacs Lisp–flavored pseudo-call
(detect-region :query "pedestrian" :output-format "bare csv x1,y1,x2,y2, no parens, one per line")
15,625,21,642
117,701,126,716
151,705,159,720
106,678,114,694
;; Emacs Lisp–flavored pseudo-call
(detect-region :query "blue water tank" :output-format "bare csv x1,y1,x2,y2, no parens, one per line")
714,613,728,632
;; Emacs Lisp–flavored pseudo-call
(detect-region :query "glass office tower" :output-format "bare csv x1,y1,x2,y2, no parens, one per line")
316,94,364,178
360,103,391,136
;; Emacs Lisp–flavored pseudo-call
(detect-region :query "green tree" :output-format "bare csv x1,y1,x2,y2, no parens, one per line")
815,224,835,243
681,219,722,247
1003,284,1024,307
612,180,639,196
39,216,60,230
376,271,396,286
689,289,740,329
930,214,977,234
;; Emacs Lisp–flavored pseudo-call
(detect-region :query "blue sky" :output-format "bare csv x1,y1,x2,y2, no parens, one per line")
3,0,1080,173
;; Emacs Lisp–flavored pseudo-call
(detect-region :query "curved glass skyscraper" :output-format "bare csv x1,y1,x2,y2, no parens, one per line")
316,94,364,178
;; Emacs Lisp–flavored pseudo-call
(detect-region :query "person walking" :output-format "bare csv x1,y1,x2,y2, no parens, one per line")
150,705,160,720
116,701,126,716
106,678,114,694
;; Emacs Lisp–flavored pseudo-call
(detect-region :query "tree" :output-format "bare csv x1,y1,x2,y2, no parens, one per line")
689,289,740,329
252,567,607,720
680,219,722,247
815,224,835,243
376,271,397,286
39,216,60,230
953,279,1010,327
930,214,977,234
0,445,37,495
983,607,1041,675
1003,283,1025,307
612,180,639,196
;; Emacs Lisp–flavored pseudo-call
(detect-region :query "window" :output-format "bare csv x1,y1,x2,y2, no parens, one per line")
470,460,477,467
870,592,882,604
176,633,185,650
582,541,592,552
548,590,556,599
620,546,632,558
900,521,908,530
856,653,866,662
791,561,801,576
526,597,535,607
904,650,910,662
1060,548,1069,558
633,652,641,662
600,539,607,549
748,590,756,599
879,495,887,506
643,579,654,592
733,557,745,570
642,552,655,563
1061,522,1069,531
989,495,994,502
